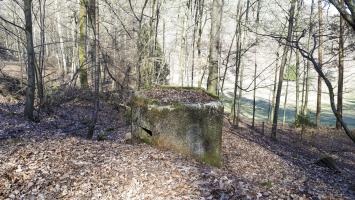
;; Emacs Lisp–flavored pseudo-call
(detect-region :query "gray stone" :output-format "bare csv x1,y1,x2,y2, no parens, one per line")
130,87,224,167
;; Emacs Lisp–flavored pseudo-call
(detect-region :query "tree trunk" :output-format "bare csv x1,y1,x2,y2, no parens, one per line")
71,6,79,80
207,0,223,96
79,0,89,88
296,37,355,143
316,0,323,127
232,0,242,126
36,0,46,108
191,0,200,87
271,0,296,140
235,0,250,127
88,0,100,139
179,14,186,87
252,0,262,128
336,0,345,129
301,59,306,111
24,0,36,121
269,46,281,123
56,0,67,75
283,52,292,127
295,50,300,120
294,0,302,121
220,33,235,94
303,0,315,116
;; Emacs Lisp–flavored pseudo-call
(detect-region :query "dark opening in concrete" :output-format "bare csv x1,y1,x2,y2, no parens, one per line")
141,127,153,136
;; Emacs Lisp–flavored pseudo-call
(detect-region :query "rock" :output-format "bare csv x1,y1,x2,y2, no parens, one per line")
315,156,339,172
124,132,132,143
130,87,224,167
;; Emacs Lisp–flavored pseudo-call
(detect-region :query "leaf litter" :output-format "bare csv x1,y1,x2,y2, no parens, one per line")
0,94,354,199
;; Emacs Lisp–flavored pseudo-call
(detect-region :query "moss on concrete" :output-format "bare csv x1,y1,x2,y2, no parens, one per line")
131,87,223,167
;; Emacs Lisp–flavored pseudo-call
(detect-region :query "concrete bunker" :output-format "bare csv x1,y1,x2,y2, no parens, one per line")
130,87,224,167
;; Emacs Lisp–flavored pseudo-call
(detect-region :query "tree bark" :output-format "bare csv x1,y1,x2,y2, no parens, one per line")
252,0,262,128
336,0,345,129
79,0,89,88
232,0,242,126
235,0,250,127
316,0,323,127
269,46,281,123
295,49,300,120
295,33,355,143
23,0,36,121
271,0,296,140
56,0,68,75
294,0,302,121
88,0,100,139
220,33,235,94
207,0,223,96
36,0,45,108
283,51,292,127
179,14,186,87
303,0,315,116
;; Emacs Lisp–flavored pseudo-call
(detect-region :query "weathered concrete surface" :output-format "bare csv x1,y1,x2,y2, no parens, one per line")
131,88,224,167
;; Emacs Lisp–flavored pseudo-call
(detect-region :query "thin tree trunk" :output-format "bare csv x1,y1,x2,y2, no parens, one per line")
149,0,157,85
197,0,205,88
232,0,242,126
269,45,281,123
301,58,306,111
71,6,78,80
191,0,200,87
179,14,186,87
235,0,250,127
252,0,262,128
220,33,235,94
24,0,36,121
296,36,355,143
316,0,323,127
207,0,223,96
88,0,100,139
294,0,302,121
79,0,89,88
303,0,315,116
336,0,345,129
283,51,293,127
271,0,296,140
15,16,24,87
295,50,300,120
36,0,46,108
56,0,67,75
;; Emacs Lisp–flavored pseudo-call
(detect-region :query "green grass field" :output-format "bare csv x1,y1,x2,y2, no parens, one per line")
222,94,355,129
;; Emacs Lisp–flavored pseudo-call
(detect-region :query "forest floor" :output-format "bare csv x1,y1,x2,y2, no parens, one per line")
0,66,355,199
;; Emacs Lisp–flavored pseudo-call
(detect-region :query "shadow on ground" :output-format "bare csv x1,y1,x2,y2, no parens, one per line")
222,91,355,128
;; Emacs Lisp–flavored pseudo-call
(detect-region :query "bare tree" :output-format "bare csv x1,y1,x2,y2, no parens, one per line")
79,0,89,88
271,0,297,140
328,0,355,30
23,0,36,120
336,0,345,129
294,30,355,143
207,0,223,96
316,0,323,127
88,0,100,139
252,0,262,128
303,0,315,116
